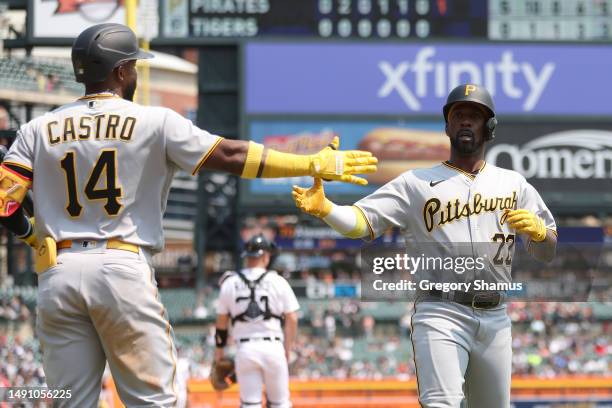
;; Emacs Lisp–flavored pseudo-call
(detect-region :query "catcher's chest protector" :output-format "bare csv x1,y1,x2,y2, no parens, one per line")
231,271,283,324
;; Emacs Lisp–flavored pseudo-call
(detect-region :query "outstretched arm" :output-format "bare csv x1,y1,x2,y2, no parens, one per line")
202,136,377,186
292,178,371,239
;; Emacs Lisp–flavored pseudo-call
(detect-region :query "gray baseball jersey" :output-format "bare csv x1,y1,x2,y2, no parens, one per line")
355,161,556,407
7,92,223,407
357,161,555,247
5,93,221,252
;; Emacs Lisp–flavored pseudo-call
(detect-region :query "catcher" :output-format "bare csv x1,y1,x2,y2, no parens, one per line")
213,234,299,408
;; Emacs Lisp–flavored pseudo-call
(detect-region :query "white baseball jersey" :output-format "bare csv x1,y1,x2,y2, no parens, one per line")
216,267,300,340
4,93,221,252
356,162,556,281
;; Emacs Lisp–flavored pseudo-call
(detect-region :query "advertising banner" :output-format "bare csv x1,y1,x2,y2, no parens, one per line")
242,119,612,210
243,119,446,204
487,123,612,194
245,42,612,116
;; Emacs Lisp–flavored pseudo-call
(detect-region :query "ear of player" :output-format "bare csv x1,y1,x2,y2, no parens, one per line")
309,136,378,186
503,209,547,242
292,178,332,218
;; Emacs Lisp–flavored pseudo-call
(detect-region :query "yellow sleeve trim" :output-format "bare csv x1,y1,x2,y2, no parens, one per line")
352,204,375,241
342,206,369,239
191,137,224,176
240,141,265,179
3,161,33,174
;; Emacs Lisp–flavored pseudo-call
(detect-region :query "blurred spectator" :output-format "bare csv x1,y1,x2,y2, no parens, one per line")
193,300,208,319
362,315,375,339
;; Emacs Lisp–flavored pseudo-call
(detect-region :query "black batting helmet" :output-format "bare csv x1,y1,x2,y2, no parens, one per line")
71,23,153,84
443,84,498,140
242,234,278,258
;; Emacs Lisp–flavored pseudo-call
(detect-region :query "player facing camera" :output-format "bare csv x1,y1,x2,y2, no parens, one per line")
443,83,498,156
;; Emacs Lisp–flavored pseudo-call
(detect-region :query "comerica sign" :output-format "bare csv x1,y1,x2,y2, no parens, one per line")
486,130,612,180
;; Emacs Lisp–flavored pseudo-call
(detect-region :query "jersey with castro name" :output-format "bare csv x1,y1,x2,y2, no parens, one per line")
216,267,300,340
355,162,556,281
4,94,221,252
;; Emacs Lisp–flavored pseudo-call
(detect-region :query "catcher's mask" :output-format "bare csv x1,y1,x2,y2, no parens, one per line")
443,84,497,141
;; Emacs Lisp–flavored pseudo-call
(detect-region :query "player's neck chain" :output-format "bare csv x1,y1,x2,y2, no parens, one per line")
443,161,486,178
79,91,119,100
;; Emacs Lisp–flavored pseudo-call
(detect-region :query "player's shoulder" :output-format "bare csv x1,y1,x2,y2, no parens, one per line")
263,270,284,282
410,162,446,178
482,162,527,183
399,162,447,185
219,270,238,286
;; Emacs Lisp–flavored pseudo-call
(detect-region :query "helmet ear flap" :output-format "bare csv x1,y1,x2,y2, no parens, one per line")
485,117,497,140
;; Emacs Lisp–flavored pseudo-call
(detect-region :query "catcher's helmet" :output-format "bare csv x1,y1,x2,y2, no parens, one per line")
71,23,153,84
242,234,278,258
443,84,497,140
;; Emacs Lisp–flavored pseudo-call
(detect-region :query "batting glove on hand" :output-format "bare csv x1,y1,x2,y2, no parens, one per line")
309,136,377,186
503,209,547,242
292,178,333,218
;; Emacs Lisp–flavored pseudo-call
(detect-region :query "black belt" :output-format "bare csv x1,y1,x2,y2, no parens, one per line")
429,289,503,310
239,337,282,343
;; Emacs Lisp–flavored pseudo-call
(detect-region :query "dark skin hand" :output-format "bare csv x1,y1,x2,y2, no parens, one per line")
445,101,556,262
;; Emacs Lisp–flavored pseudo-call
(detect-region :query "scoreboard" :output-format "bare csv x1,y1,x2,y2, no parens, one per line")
160,0,612,41
490,0,612,40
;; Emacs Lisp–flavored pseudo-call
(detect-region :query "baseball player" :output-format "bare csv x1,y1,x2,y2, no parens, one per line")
214,234,299,408
293,84,557,407
0,24,375,407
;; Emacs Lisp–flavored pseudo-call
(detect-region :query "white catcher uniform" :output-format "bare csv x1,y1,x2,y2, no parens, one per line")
217,267,299,408
356,161,556,408
4,92,222,407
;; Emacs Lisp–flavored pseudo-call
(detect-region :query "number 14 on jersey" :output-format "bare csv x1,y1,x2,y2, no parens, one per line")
60,150,123,217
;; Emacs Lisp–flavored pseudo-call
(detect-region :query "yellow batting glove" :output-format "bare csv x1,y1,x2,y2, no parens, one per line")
309,136,377,186
504,209,547,242
292,178,333,218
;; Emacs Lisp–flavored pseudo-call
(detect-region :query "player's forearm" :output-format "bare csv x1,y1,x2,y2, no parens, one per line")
527,230,557,262
283,312,298,353
203,139,312,177
322,204,369,239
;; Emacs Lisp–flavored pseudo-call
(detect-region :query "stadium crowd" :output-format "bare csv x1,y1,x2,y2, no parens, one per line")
0,289,610,385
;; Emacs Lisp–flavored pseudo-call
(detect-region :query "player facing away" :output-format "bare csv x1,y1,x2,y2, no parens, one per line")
0,24,375,407
293,84,557,408
214,234,299,408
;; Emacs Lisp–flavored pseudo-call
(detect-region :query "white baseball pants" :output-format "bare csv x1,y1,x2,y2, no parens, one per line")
36,243,178,407
235,340,291,408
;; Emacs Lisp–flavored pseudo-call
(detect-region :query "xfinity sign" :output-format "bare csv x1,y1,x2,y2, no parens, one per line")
245,43,612,115
377,47,554,112
486,130,612,179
